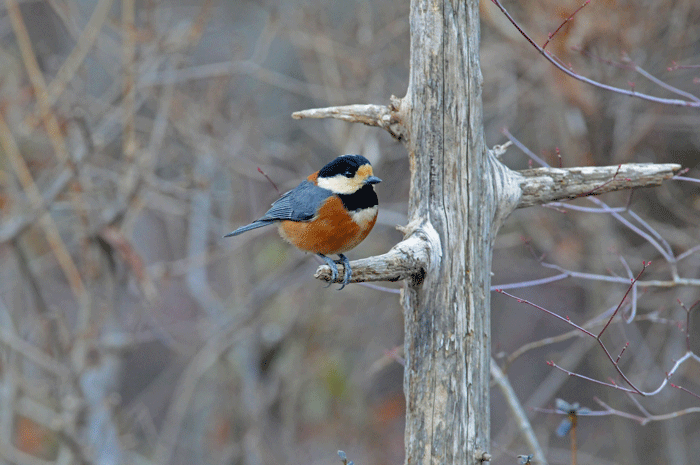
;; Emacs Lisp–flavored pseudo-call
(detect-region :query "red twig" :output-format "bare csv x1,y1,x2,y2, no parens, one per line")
489,0,700,107
496,289,596,338
257,167,280,195
494,262,700,397
545,361,638,393
597,262,647,338
615,342,629,364
671,383,700,400
542,0,591,50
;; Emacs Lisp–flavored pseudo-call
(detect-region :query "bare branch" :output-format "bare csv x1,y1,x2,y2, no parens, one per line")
491,361,548,465
292,97,406,140
490,0,700,108
0,112,86,301
497,285,700,398
6,0,72,165
0,167,74,242
314,220,440,285
542,0,590,50
594,397,700,426
122,0,137,164
517,163,681,208
43,0,115,108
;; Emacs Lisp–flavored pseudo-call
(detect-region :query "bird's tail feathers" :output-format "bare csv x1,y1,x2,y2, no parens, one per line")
223,220,273,237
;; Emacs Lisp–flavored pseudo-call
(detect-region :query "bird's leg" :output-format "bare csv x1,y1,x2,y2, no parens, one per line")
335,254,351,290
318,254,338,288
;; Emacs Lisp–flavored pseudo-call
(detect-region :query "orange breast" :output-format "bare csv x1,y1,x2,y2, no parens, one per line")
278,196,377,255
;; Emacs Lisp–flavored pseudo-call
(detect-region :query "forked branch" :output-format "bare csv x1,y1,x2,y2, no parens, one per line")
496,263,700,398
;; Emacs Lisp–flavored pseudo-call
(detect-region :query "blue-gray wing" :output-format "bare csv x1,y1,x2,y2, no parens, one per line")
224,181,331,237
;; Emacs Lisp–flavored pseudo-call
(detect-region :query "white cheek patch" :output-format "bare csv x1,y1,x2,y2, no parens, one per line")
317,175,360,194
351,206,378,227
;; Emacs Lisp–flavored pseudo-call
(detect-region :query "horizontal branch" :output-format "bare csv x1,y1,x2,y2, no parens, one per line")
314,220,440,285
517,163,681,208
292,97,405,140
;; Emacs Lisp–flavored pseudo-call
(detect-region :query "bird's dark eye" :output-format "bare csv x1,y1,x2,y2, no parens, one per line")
343,169,353,177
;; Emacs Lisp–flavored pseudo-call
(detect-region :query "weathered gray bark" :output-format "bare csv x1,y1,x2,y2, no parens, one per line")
396,1,517,464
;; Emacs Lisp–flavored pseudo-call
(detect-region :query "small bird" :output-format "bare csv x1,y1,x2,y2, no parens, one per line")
225,155,381,289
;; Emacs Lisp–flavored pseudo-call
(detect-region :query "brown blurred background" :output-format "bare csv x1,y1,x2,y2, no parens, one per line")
0,0,698,464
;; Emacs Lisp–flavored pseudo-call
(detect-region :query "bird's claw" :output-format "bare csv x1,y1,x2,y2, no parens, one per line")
318,254,351,290
335,254,351,290
319,254,338,288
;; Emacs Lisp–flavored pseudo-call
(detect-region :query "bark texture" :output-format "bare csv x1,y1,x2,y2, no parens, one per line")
398,1,519,463
517,163,680,208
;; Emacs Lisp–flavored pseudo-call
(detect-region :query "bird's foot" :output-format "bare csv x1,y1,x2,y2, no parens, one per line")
318,254,339,288
317,254,351,290
335,254,351,290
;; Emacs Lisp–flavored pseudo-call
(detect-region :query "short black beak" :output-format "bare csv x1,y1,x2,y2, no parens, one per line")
366,176,382,185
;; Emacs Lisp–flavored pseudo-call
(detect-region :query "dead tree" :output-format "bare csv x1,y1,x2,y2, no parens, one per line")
295,0,680,464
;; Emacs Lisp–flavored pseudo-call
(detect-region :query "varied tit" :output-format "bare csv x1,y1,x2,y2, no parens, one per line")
225,154,381,289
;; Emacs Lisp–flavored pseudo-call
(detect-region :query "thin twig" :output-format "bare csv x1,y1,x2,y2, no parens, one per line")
597,263,647,338
499,307,680,372
542,0,591,50
490,0,700,108
491,361,549,465
44,0,116,108
496,264,700,398
257,167,280,194
6,0,71,164
0,111,86,301
122,0,137,163
594,397,700,425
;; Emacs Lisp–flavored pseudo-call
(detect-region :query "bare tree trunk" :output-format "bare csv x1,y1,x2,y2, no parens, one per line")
399,1,518,463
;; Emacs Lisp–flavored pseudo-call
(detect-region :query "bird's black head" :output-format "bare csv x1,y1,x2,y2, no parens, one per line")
316,155,381,194
318,155,372,179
